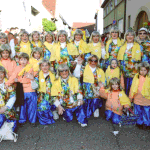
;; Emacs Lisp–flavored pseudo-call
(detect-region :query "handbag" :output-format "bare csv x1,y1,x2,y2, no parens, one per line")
0,121,18,142
120,108,139,126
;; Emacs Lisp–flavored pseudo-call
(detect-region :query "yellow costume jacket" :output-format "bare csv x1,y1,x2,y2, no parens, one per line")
117,42,141,61
83,64,105,84
29,57,42,72
87,42,103,59
31,40,43,48
105,38,124,59
50,42,79,62
130,73,150,99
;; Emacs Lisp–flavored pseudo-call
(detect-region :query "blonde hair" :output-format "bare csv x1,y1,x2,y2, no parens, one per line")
138,62,150,76
31,31,42,42
0,66,7,77
43,31,55,43
124,28,136,43
0,32,8,43
89,31,101,43
72,29,83,41
56,30,69,43
109,77,123,91
88,55,99,67
56,64,71,79
18,52,29,61
0,44,11,55
19,30,30,44
109,26,121,39
31,47,43,58
136,29,150,44
39,59,53,72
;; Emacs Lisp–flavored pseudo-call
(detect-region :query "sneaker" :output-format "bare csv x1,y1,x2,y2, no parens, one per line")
80,123,87,127
93,109,99,117
52,110,59,120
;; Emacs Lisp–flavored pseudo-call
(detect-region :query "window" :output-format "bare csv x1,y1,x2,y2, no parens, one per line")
106,5,108,14
118,19,123,33
110,1,113,11
128,15,131,28
115,0,117,6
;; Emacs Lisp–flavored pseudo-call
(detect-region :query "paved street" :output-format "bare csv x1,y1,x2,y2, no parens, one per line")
1,103,150,150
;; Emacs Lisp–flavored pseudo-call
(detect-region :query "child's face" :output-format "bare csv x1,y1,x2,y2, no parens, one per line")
59,34,66,43
41,62,49,73
1,50,10,59
33,52,41,60
140,67,148,76
112,83,119,91
21,33,29,43
0,36,7,44
111,60,117,69
33,33,39,42
92,35,99,43
75,34,82,41
46,34,53,43
19,58,28,67
0,71,5,81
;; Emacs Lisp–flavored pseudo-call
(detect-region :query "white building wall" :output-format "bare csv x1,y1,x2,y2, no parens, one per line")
126,0,150,31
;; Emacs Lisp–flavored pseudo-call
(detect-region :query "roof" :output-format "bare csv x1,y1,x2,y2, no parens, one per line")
101,0,109,8
72,22,95,28
42,0,56,17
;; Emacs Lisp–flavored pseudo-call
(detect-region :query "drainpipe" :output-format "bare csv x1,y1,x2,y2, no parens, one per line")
124,0,126,33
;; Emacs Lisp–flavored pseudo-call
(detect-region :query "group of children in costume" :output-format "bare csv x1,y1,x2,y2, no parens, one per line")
0,26,150,138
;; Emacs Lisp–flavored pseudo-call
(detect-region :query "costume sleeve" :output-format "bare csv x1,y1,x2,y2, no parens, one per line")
101,48,106,59
99,87,108,99
10,39,16,58
120,73,125,89
33,73,39,89
5,86,16,109
73,64,82,78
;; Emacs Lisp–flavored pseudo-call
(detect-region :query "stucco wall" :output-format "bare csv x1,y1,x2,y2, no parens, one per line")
126,0,150,31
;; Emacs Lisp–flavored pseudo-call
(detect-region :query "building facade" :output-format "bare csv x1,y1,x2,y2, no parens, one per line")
101,0,126,33
126,0,150,33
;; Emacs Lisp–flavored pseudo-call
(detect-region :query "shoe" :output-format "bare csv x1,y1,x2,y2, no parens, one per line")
52,110,59,120
94,109,99,118
63,117,66,121
31,123,36,127
80,123,87,127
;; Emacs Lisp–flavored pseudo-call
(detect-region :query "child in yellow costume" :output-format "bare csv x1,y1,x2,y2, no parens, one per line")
105,58,124,88
29,47,43,76
99,77,131,124
129,62,150,129
86,31,106,67
31,31,43,48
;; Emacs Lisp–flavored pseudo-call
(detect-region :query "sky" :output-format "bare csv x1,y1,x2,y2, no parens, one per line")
56,0,100,26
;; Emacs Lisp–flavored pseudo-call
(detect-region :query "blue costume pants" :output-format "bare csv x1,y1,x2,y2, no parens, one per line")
0,114,17,132
63,105,88,124
105,110,122,124
37,105,56,125
134,104,150,126
124,77,133,96
19,92,37,124
85,98,103,118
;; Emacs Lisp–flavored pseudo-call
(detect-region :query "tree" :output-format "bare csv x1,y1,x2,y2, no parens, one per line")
42,18,56,32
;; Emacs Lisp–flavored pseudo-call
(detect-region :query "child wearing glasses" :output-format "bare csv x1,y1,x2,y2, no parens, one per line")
83,55,105,119
137,28,150,64
129,62,150,129
105,58,124,88
99,77,131,125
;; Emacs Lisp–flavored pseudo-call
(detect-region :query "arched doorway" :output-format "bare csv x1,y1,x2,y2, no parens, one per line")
135,11,148,32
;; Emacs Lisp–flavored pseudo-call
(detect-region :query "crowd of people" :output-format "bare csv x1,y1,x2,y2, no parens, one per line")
0,26,150,140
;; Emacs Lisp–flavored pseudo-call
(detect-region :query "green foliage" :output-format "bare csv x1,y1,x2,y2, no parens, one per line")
42,18,56,31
